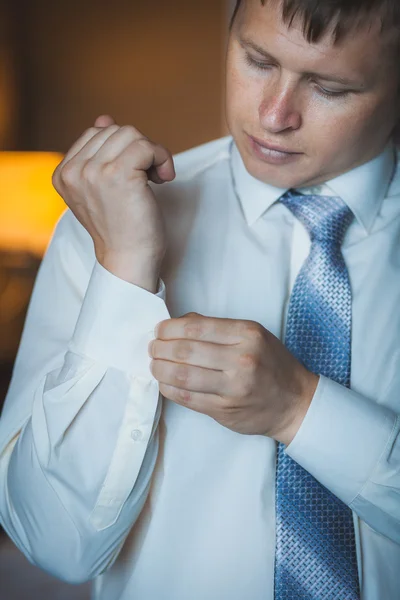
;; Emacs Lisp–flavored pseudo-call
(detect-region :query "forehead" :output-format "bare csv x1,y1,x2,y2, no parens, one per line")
234,0,397,84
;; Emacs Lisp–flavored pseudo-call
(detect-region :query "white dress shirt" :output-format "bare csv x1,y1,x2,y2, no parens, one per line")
0,136,400,600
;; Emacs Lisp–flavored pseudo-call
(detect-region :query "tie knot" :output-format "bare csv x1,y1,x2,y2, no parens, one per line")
280,190,354,245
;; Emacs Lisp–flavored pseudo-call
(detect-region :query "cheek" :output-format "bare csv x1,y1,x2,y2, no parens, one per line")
226,49,262,124
352,95,398,145
226,69,262,128
304,100,381,158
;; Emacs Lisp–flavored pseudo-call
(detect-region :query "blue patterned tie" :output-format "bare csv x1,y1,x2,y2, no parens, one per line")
274,191,360,600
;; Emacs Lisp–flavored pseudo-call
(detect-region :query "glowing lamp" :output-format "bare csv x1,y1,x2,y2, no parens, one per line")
0,152,66,363
0,152,65,256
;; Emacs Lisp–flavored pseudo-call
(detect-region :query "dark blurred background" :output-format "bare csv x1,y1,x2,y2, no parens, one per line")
0,0,232,597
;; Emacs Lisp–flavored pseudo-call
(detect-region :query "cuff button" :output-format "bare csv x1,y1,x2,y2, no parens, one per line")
131,429,143,442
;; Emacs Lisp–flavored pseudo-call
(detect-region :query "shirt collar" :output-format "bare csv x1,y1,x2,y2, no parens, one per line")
231,139,396,232
231,142,286,226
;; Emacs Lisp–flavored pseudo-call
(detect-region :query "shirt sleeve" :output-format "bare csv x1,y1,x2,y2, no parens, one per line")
286,375,400,544
0,210,170,584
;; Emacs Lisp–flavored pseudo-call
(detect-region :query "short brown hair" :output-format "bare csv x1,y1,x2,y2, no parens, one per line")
231,0,400,44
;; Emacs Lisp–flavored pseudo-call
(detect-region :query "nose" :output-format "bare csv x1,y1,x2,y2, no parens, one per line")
259,79,302,134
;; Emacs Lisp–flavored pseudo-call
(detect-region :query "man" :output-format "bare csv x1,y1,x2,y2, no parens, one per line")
0,0,399,598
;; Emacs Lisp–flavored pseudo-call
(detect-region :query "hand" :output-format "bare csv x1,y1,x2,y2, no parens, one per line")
149,313,319,445
52,115,176,291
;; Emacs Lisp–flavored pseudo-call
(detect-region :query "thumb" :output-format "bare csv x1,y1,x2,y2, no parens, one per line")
94,114,116,128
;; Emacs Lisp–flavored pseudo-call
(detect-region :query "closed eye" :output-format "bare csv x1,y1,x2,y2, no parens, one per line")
314,84,351,99
244,53,275,71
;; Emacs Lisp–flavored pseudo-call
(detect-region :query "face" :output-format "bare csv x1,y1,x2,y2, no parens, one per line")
226,0,400,188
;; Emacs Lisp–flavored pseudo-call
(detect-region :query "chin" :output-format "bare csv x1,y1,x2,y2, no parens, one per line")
243,155,313,189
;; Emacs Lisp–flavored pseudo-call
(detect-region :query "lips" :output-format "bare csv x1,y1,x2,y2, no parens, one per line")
247,133,303,166
249,135,300,155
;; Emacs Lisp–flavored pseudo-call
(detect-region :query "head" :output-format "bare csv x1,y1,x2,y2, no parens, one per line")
226,0,400,188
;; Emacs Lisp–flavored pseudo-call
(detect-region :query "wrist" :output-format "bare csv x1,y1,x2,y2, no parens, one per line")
274,370,320,446
97,250,163,293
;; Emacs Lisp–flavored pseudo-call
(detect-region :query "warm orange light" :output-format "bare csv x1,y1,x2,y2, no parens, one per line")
0,152,66,256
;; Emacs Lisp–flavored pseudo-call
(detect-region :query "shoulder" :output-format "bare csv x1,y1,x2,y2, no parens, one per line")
154,136,233,204
172,135,233,180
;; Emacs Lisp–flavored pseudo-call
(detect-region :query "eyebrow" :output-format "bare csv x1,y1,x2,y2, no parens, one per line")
239,37,362,87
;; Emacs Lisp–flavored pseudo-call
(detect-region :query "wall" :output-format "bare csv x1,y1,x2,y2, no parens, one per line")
0,1,19,148
19,0,229,154
0,0,232,367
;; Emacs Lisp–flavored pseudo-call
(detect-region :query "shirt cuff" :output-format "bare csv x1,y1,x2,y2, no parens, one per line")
286,375,398,506
69,261,170,378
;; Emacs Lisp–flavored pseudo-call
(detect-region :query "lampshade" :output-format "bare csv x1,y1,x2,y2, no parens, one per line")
0,152,66,256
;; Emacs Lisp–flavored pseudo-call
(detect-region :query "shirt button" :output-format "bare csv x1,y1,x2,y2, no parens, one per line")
131,429,143,442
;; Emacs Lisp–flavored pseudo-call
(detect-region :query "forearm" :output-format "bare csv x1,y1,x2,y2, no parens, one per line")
286,376,400,543
0,355,161,583
0,216,171,581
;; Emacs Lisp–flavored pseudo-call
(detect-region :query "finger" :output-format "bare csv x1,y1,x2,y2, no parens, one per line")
150,359,227,395
54,127,102,177
92,125,150,163
128,138,175,182
53,126,120,193
159,383,220,415
54,125,119,180
149,339,238,371
105,137,175,183
94,114,116,128
65,124,122,163
155,314,247,345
